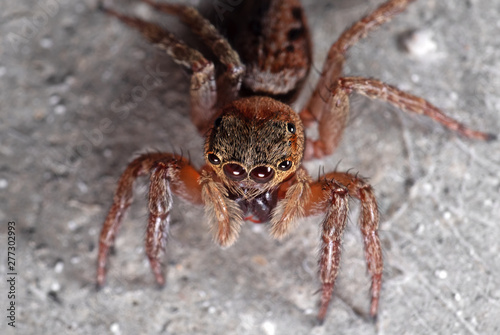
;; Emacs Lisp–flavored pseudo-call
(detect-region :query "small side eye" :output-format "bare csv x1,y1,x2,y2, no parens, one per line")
208,153,221,165
287,123,296,134
278,160,292,171
214,117,222,128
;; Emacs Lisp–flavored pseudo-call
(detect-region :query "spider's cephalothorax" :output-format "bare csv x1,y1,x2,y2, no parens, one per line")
202,96,306,238
97,0,494,323
205,96,305,198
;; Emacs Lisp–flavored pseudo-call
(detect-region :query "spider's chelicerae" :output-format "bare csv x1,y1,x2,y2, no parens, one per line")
97,0,494,321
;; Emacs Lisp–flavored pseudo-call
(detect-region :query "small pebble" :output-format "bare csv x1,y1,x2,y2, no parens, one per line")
261,321,276,335
443,211,451,220
422,183,433,193
77,181,88,193
403,29,437,57
435,269,448,279
0,178,8,189
110,322,121,335
50,281,61,292
54,104,66,115
54,261,64,273
49,95,61,106
68,220,78,231
40,38,53,49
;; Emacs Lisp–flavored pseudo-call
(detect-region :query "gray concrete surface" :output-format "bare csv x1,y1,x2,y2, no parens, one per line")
1,0,499,334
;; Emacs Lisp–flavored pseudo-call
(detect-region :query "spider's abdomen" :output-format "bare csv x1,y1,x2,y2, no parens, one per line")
225,0,312,100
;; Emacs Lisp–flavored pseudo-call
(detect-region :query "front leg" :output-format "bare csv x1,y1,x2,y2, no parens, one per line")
324,172,382,319
97,153,203,287
294,172,382,322
146,158,195,286
317,180,350,322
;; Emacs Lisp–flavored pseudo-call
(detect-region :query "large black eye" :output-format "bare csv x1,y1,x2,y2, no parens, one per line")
250,166,275,183
287,123,296,134
223,163,247,181
208,153,221,165
278,160,292,171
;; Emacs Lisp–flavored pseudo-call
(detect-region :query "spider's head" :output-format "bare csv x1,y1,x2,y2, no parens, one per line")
204,96,305,196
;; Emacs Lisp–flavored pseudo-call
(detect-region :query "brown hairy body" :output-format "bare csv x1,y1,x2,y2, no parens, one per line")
96,0,494,322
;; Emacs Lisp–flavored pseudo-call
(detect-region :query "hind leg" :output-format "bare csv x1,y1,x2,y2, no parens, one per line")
300,0,493,160
100,3,244,132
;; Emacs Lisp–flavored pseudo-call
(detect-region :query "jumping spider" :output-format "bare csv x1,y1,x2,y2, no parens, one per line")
96,0,494,322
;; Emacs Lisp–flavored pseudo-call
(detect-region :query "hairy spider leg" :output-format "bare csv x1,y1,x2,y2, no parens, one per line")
300,0,493,159
97,153,202,287
340,77,496,141
139,0,245,105
100,3,243,133
300,0,417,159
301,172,381,321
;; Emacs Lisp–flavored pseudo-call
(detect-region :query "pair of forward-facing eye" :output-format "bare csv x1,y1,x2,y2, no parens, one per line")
224,163,272,183
208,154,292,183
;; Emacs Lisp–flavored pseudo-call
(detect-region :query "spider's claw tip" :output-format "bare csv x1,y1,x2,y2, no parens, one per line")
486,132,497,142
97,1,113,14
155,275,166,288
97,1,105,11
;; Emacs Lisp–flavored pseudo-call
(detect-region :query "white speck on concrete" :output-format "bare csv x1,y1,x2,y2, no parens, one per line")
49,95,61,106
68,220,78,231
0,178,8,189
261,320,276,335
403,29,438,57
54,104,67,115
51,281,61,292
54,261,64,273
110,322,121,335
40,38,53,49
435,269,448,279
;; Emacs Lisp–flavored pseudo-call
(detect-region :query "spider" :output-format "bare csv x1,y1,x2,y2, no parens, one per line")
96,0,494,322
